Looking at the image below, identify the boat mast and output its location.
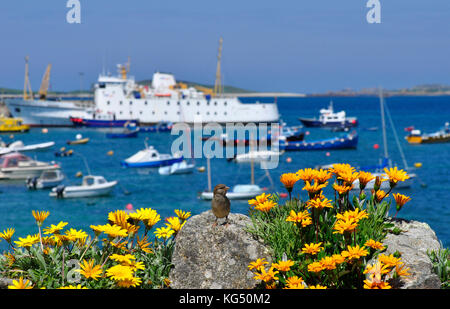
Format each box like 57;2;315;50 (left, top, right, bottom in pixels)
23;56;33;100
250;133;255;185
379;87;389;164
213;37;223;97
207;157;212;192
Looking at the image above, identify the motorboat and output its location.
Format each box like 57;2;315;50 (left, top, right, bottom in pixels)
121;142;183;168
0;152;60;180
279;131;358;151
106;127;139;138
70;114;139;128
137;121;173;133
0;117;30;133
200;184;263;200
0;140;55;155
232;150;283;163
298;101;358;128
67;134;89;145
158;160;195;175
49;175;117;198
26;169;64;190
405;123;450;144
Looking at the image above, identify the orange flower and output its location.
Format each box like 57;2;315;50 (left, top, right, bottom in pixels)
336;208;368;223
254;200;277;213
329;163;356;178
364;239;385;251
393;193;411;212
333;218;358;234
374;190;389;203
332;183;353;195
357;171;376;190
248;193;272;208
338;171;360;186
306;196;333;211
280;173;300;192
303;181;327;196
301;242;323;255
272;260;294;272
307;261;324;273
296;168;317;183
313;169;333;184
383;167;410;187
286;210;312;227
340;245;368;261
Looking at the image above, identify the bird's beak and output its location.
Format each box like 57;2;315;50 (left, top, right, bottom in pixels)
225;186;230;191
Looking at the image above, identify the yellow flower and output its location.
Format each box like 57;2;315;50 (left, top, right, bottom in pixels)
101;224;128;239
308;284;327;289
336;208;368;223
14;234;40;248
154;226;174;239
306;196;333;211
280;173;300;192
285;210;312;227
319;256;336;270
296;168;317;184
393;193;411;212
248;258;269;271
313;169;333;184
329;163;356;178
0;228;15;243
174;209;191;221
338;171;359;186
307;261;324;273
332;183;353;195
253;266;279;283
378;254;403;268
254;200;277;213
32;210;50;226
383;167;410;187
301;242;323;255
136;235;153;254
374;190;388;203
108;210;129;227
64;228;88;242
364;239;385;251
333;218;358;234
395;263;411;277
106;264;134;281
285;276;305;289
272;260;294;272
332;254;346;265
8;277;33;289
129;208;161;228
363;278;392;289
364;260;391;280
340;245;368;261
90;224;105;236
77;259;103;280
110;254;136;264
248;193;272;208
126;260;145;272
4;252;15;267
358;171;376;190
302;181;328;196
166;216;185;233
116;276;142;288
43;222;68;235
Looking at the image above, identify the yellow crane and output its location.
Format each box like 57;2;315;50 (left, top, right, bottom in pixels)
23;56;33;100
38;64;52;100
213;37;223;97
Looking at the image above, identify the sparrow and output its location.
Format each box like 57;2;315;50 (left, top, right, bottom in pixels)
211;184;231;227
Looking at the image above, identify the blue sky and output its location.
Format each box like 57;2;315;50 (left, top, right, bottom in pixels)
0;0;449;93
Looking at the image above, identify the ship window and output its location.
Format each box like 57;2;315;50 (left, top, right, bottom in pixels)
15;108;21;113
107;101;110;105
120;101;123;105
214;101;217;106
224;101;227;106
167;101;170;105
130;101;133;105
145;101;148;105
197;101;200;106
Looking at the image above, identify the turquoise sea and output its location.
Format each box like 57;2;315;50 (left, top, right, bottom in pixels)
1;95;449;250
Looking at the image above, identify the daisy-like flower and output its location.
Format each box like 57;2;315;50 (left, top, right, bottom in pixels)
174;209;191;221
308;284;327;289
340;245;368;261
108;210;129;228
363;260;391;279
338;171;360;186
306;196;333;211
253;266;279;283
76;259;103;280
106;264;134;281
166;216;185;233
329;163;356;178
374;189;389;203
307;261;324;273
248;193;272;208
90;224;105;236
129;208;161;229
336;208;368;223
357;171;376;190
14;234;40;248
58;284;88;289
285;276;305;289
32;210;50;226
43;222;68;235
333;218;358;235
363;278;392;289
110;254;136;264
332;254;346;265
301;242;323;255
64;228;88;243
395;263;411;277
285;210;312;227
116;276;142;288
296;168;317;184
154;226;174;239
383;167;410;188
0;228;15;243
271;260;294;272
254;200;277;213
332;183;353;195
319;256;336;270
8;277;33;289
303;181;328;197
393;193;411;213
136;235;152;254
101;224;128;239
280;173;300;194
378;254;403;268
364;239;385;251
248;258;269;271
313;169;333;185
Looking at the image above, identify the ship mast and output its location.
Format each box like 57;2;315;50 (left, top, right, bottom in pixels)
39;64;52;100
213;37;223;97
23;56;33;100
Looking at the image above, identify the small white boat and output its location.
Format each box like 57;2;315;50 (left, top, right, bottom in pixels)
26;170;64;190
200;184;264;200
158;160;195;175
49;175;117;198
233;150;282;163
0;140;55;155
0;152;60;180
121;142;183;168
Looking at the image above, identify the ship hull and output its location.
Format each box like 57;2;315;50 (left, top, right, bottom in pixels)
299;117;358;128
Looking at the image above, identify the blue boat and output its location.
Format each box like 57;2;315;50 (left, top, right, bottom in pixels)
133;122;173;133
279;131;358;151
121;145;183;168
298;101;358;128
70;117;139;128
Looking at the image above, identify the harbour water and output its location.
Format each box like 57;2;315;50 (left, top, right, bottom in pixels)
0;95;449;250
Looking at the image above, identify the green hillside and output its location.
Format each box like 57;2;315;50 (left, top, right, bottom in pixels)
137;79;252;94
